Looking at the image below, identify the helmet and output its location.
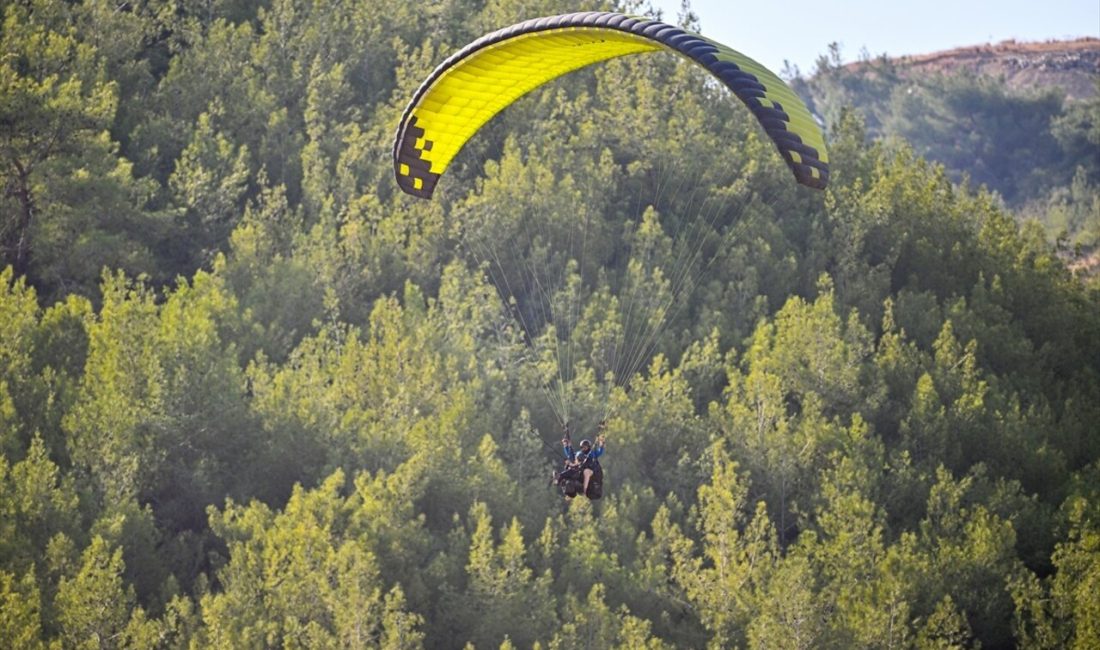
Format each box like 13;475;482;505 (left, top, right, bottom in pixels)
579;439;592;450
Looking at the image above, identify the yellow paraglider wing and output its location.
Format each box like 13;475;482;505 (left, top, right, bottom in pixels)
394;12;828;198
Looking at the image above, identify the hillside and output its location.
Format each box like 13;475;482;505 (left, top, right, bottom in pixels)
801;37;1100;259
1;3;1098;648
848;38;1100;100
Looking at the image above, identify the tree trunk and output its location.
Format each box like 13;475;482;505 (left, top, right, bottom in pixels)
3;160;34;276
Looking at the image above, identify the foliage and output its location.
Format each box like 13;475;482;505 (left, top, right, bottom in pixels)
0;1;1096;648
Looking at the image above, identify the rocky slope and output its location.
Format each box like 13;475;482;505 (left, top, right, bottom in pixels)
849;37;1099;100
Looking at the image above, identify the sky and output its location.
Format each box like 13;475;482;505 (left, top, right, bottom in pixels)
648;0;1100;75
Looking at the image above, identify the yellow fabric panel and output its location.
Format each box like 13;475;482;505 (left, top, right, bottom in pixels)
409;28;661;176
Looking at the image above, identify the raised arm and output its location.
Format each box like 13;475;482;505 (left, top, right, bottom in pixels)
591;429;606;459
562;422;574;460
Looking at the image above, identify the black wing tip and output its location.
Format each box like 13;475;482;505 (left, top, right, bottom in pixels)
795;166;829;190
395;169;438;199
394;115;440;199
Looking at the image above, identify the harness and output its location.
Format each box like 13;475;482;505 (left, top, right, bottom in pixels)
574;449;597;470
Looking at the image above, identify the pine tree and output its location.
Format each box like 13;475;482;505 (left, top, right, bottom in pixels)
55;536;138;650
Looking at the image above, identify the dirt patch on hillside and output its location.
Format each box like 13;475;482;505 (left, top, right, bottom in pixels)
848;38;1099;100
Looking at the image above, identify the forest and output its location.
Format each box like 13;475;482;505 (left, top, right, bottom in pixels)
1;0;1098;648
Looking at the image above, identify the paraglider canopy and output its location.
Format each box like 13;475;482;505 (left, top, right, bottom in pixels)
393;11;829;199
